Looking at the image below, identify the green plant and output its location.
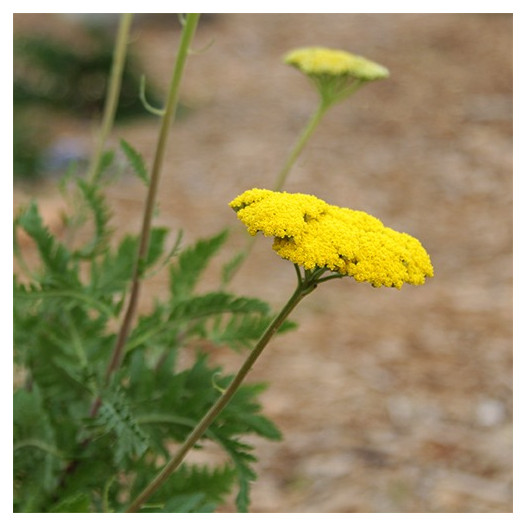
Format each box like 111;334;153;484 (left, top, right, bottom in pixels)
13;15;433;513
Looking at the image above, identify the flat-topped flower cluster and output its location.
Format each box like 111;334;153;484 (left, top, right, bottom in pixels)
230;188;434;289
284;47;389;81
282;47;389;109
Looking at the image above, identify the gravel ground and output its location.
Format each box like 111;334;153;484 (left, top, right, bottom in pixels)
14;13;513;513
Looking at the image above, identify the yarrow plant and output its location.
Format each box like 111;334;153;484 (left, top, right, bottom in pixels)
126;187;433;512
225;47;391;282
269;47;389;192
14;14;433;513
284;46;389;106
230;188;433;288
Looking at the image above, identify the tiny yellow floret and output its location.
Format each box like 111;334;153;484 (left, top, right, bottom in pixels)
230;189;433;289
284;46;389;81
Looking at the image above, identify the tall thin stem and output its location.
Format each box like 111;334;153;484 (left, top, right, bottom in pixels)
126;271;318;512
101;14;200;387
87;13;134;184
273;99;329;191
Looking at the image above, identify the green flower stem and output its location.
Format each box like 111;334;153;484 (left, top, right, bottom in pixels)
87;13;134;184
125;266;320;512
223;101;330;287
273;99;329;191
101;14;200;388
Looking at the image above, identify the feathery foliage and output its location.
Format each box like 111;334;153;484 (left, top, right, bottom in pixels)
13;150;292;512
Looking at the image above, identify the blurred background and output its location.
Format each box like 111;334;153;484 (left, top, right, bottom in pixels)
13;13;512;512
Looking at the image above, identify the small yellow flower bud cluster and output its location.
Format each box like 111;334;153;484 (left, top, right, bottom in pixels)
230;189;434;289
284;47;389;82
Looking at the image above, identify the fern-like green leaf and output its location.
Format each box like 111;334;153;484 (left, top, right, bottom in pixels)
208;312;272;351
89;226;168;302
121;292;272;355
144;227;169;269
210;313;297;351
89;234;136;296
15;280;116;318
120;139;149;185
170;230;228;299
95;150;115;180
95;388;150;463
170;292;269;322
126;291;279;363
216;381;282;441
214;436;257;513
15;201;74;283
73;178;112;258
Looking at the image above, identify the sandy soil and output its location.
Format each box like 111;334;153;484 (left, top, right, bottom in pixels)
14;13;513;513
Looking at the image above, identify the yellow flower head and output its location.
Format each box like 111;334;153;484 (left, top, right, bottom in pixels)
284;47;389;82
230;189;434;289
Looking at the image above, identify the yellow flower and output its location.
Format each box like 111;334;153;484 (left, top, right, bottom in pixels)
284;47;389;82
230;189;434;289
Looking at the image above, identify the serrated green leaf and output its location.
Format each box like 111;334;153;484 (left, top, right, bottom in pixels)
15;201;74;282
170;230;228;299
127;302;269;365
14;286;116;318
208;312;271;351
96;150;115;179
122;292;273;355
73;178;112;258
145;227;169;268
170;292;269;322
90;233;136;296
213;437;257;513
120;139;149;185
88;226;168;305
95;388;150;463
